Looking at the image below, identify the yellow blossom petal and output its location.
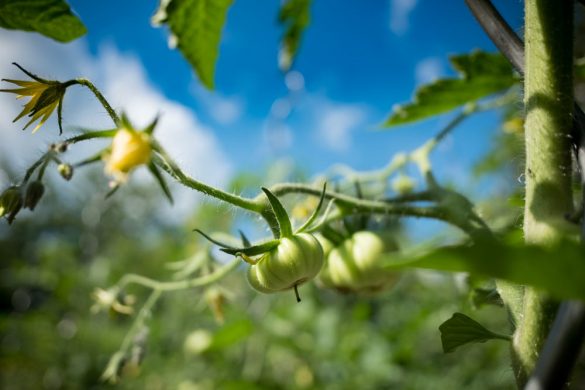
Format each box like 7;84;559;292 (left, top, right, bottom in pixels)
105;128;152;181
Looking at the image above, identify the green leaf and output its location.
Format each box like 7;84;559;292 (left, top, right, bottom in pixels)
383;239;585;301
210;319;253;350
154;0;233;89
278;0;311;72
439;313;510;353
0;0;86;42
262;187;293;238
383;51;517;127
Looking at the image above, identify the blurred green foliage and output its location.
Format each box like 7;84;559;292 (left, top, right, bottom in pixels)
0;166;515;389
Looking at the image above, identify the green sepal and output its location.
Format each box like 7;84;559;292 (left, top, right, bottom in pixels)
439;312;510;353
319;225;345;247
239;230;251;247
304;198;337;233
194;229;238;250
143;116;159;135
220;239;281;257
261;187;293;238
148;162;173;204
66;129;117;144
73;148;108;168
119;112;133;130
105;183;120;199
296;182;327;233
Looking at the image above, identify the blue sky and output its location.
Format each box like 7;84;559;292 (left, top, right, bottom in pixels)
0;0;524;209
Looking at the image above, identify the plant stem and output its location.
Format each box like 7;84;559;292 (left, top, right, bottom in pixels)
74;78;120;125
515;0;574;386
117;257;240;292
327;92;516;187
267;182;491;240
152;148;264;214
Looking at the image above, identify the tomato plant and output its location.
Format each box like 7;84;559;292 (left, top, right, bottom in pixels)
1;0;584;389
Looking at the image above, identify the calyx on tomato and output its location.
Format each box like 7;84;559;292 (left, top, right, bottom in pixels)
317;231;399;293
196;185;328;302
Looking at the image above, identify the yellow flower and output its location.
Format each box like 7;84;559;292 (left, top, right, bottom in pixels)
105;127;152;181
1;63;66;133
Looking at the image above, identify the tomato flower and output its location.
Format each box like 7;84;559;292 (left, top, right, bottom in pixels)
0;63;66;133
104;127;152;182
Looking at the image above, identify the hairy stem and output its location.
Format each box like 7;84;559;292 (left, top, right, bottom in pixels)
117;257;240;292
152;147;264;213
74;78;120;125
267;182;491;240
515;0;574;386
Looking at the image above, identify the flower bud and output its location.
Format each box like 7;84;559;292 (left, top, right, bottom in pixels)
0;186;23;224
391;174;416;195
51;142;68;153
105;128;152;181
24;181;45;210
58;163;74;181
205;287;226;325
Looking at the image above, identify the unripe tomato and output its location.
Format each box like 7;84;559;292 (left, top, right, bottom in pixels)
105;128;152;179
313;233;334;257
318;231;399;293
247;233;324;293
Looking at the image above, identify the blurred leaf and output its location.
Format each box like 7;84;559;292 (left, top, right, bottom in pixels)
0;0;86;42
154;0;233;89
470;288;503;309
221;381;265;390
383;238;585;300
473;132;523;177
384;51;517;127
210;319;253;349
439;313;510;353
278;0;311;71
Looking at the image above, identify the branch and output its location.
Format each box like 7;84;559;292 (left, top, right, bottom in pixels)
465;0;524;73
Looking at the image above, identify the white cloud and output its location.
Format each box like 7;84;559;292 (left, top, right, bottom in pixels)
190;84;244;126
0;30;232;220
389;0;418;35
315;100;367;152
415;57;444;85
264;122;293;151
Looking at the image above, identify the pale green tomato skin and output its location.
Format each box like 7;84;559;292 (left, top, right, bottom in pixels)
314;233;334;257
247;233;324;293
319;231;399;293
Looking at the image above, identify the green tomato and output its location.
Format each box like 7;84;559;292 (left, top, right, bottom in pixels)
247;233;324;293
314;233;334;257
318;231;399;293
